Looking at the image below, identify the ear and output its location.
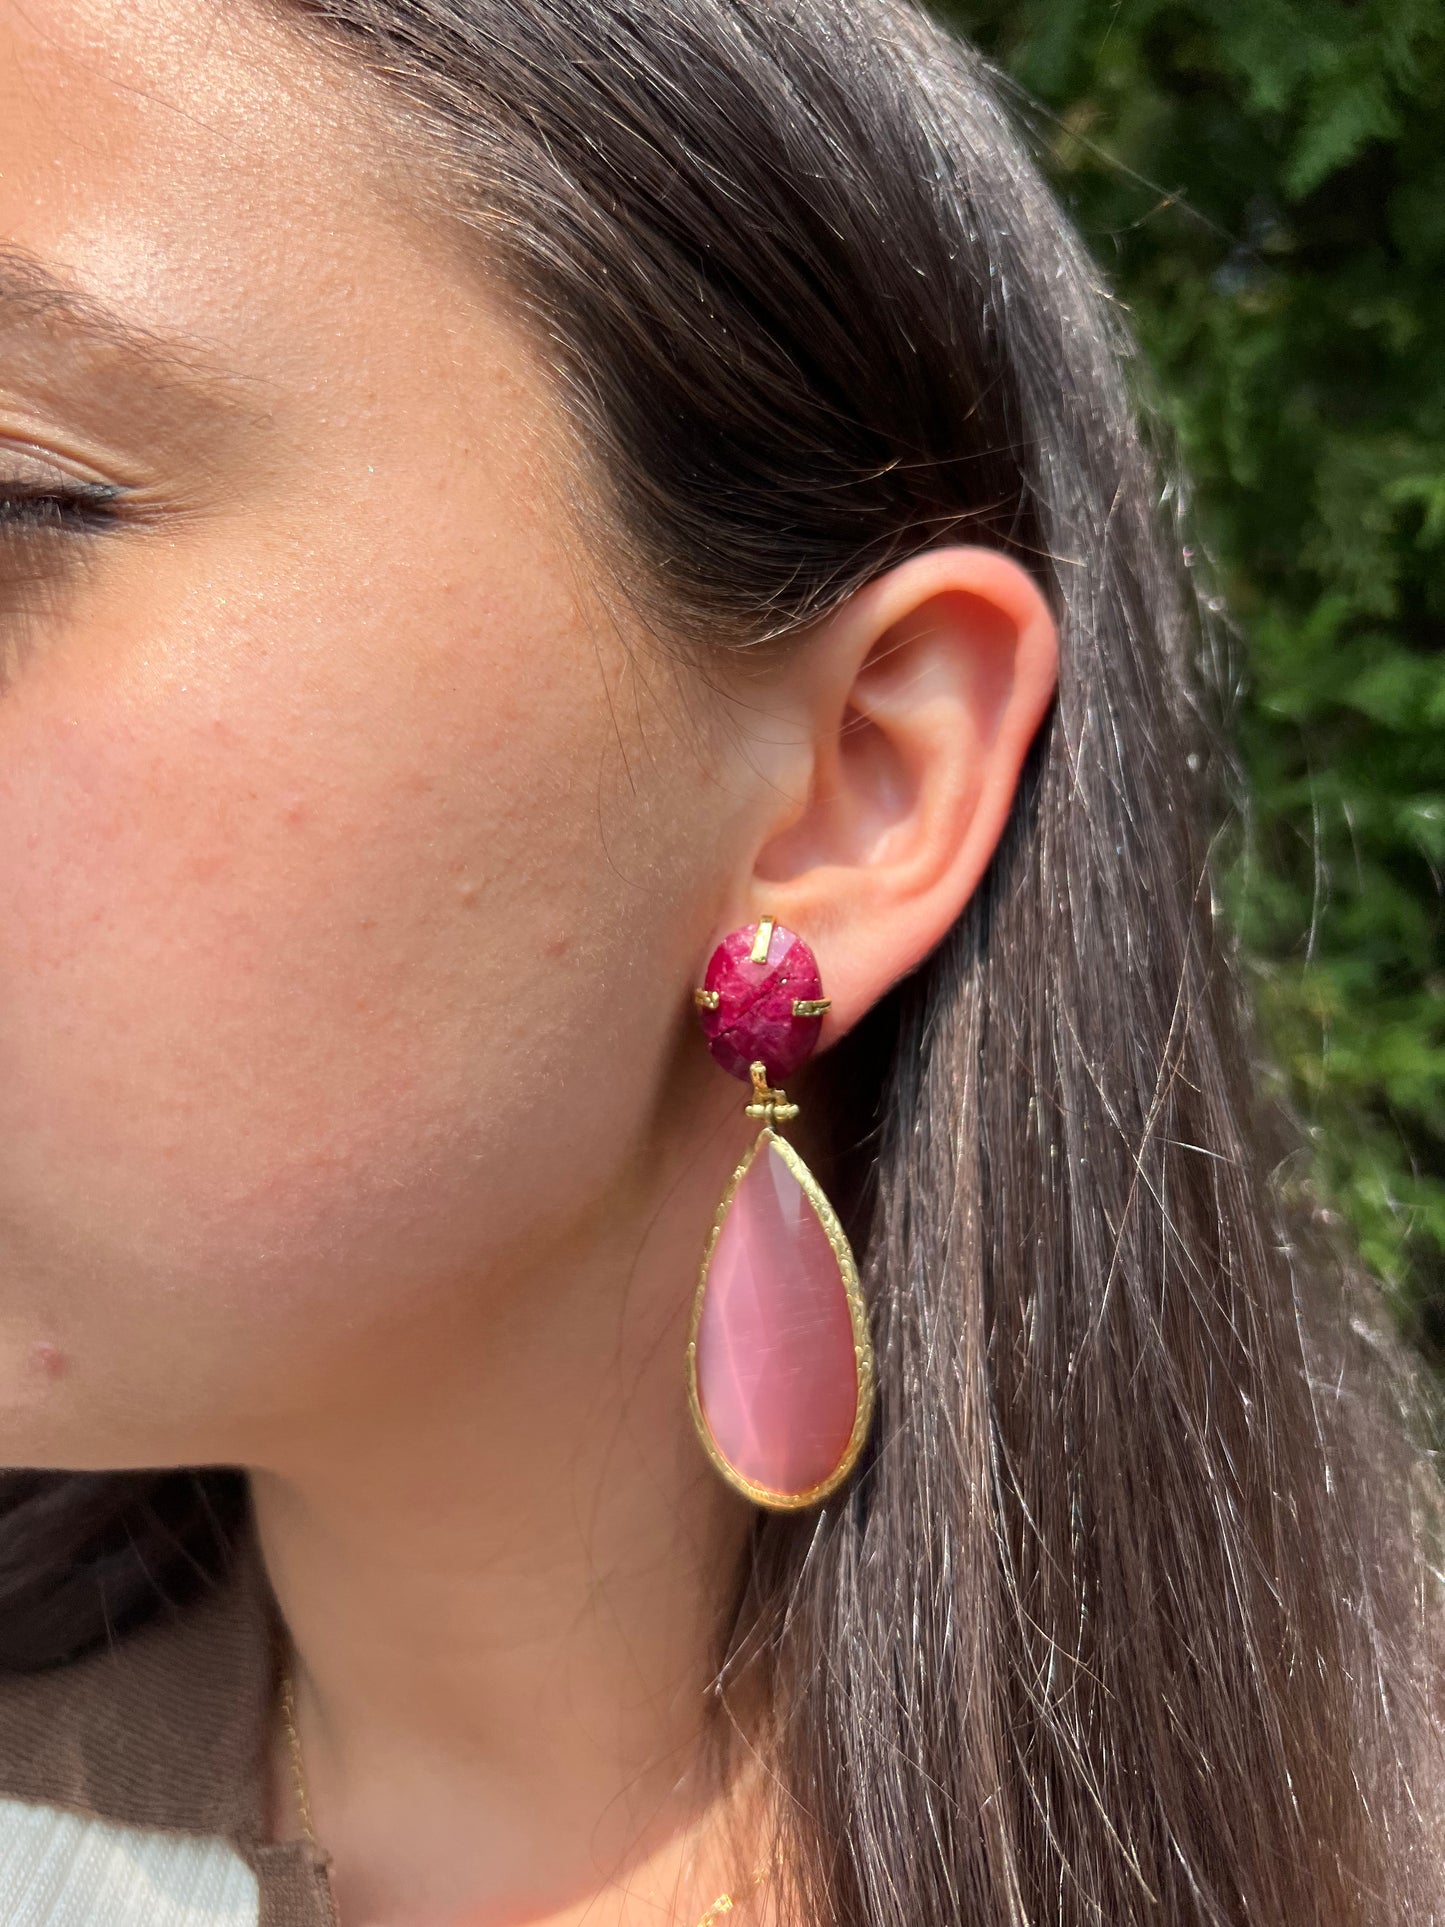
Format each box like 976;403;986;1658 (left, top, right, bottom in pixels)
726;545;1058;1043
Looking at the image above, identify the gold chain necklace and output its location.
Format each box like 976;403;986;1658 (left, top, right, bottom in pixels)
278;1662;776;1927
278;1663;319;1847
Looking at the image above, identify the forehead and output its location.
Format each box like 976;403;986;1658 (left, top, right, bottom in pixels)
0;1;392;361
0;0;475;452
0;0;571;499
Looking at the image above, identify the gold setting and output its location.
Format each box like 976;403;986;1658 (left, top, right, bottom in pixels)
748;916;775;965
790;996;831;1018
685;1064;876;1511
693;986;721;1010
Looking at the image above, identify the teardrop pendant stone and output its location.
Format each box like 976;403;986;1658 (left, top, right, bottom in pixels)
693;1133;861;1502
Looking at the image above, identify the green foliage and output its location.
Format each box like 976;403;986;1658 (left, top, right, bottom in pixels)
939;0;1445;1360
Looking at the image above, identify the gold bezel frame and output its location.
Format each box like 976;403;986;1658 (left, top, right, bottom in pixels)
685;1125;876;1511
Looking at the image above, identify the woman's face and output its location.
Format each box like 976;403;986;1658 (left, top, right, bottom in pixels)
0;0;753;1468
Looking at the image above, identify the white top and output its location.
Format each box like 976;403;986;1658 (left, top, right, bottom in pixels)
0;1800;257;1927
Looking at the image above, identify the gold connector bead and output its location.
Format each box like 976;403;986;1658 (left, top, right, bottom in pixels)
744;1096;800;1122
743;1059;799;1124
693;987;720;1010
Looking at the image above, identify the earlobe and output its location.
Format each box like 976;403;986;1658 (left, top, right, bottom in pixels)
741;544;1058;1040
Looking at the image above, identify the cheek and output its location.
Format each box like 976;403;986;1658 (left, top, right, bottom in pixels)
0;591;677;1451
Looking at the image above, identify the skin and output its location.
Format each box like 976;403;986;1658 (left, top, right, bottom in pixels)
0;3;1058;1924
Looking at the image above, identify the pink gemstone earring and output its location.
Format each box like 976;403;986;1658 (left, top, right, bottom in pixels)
687;915;876;1510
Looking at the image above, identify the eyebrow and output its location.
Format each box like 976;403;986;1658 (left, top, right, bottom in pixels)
0;244;270;415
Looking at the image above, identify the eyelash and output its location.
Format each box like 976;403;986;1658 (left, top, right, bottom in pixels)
0;481;125;535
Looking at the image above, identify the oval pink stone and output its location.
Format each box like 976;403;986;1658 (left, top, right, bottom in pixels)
694;1136;860;1500
697;920;824;1082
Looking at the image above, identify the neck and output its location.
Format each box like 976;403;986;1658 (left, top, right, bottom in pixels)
248;1088;772;1927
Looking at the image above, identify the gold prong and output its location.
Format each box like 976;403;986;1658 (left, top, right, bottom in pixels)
749;917;775;965
791;997;830;1018
693;987;720;1010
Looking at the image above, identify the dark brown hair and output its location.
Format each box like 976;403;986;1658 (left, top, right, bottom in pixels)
2;1;1441;1920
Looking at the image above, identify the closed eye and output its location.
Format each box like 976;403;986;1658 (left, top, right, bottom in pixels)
0;480;129;678
0;481;126;535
